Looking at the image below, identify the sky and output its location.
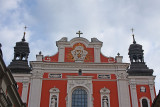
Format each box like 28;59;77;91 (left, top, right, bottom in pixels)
0;0;160;94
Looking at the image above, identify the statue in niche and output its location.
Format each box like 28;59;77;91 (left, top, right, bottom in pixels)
50;95;57;107
102;96;109;107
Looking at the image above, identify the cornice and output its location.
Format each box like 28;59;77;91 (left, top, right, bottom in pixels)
30;61;129;71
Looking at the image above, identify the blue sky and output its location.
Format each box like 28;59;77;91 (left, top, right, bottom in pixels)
0;0;160;93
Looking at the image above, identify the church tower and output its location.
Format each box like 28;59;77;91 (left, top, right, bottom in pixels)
127;32;155;107
8;28;31;104
128;33;153;76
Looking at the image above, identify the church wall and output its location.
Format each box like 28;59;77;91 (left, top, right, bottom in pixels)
40;80;67;107
93;81;119;107
40;72;118;107
136;85;152;107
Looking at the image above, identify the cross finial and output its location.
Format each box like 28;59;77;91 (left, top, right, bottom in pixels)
24;26;27;31
117;52;120;56
76;31;83;37
130;28;136;44
22;26;28;42
131;28;134;34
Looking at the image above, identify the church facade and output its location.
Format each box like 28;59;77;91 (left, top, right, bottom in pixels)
8;32;156;107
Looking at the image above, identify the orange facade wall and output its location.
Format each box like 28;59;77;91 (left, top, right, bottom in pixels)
40;80;67;107
17;82;23;97
100;53;115;63
41;73;118;107
43;52;59;62
93;81;119;107
136;85;152;106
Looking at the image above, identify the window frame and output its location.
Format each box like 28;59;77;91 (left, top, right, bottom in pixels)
71;87;88;107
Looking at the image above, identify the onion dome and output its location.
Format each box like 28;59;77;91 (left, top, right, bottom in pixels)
128;34;144;63
8;31;31;73
127;34;153;76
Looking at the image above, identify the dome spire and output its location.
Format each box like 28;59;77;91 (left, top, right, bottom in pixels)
22;26;27;42
131;28;136;44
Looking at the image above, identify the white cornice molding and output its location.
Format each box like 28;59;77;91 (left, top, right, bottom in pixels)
30;61;129;71
128;76;155;85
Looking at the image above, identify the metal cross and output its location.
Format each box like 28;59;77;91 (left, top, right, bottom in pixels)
24;26;27;31
76;31;83;37
117;52;120;56
131;28;134;34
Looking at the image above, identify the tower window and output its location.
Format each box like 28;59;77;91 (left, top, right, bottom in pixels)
72;88;87;107
142;99;148;107
140;97;150;107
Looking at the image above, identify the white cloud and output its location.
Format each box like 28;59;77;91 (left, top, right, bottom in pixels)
1;0;160;94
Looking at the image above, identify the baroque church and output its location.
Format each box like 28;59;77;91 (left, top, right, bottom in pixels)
8;30;156;107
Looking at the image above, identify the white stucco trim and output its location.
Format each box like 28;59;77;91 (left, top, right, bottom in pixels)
100;87;110;107
49;87;60;107
66;76;93;107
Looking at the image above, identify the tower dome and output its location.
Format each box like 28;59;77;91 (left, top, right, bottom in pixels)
128;34;144;63
8;31;30;73
127;34;153;76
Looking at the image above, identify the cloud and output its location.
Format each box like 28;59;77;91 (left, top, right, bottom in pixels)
0;0;160;93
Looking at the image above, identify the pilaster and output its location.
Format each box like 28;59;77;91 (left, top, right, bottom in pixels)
149;80;155;102
21;78;29;103
28;69;43;107
129;79;138;107
94;46;101;63
58;46;65;62
116;71;131;107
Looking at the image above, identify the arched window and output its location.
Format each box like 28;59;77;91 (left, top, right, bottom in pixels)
142;99;148;107
72;88;87;107
140;97;150;107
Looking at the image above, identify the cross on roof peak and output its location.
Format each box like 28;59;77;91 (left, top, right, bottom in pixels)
76;31;83;37
131;28;134;34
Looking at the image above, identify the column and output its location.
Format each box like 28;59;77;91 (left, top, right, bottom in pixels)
28;70;43;107
130;81;138;107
